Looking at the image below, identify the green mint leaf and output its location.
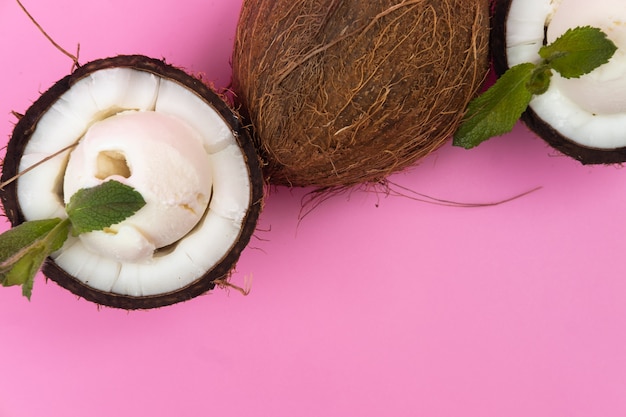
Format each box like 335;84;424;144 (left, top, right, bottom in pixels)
0;218;65;271
527;64;553;95
453;63;535;149
4;247;47;299
0;218;70;299
539;26;618;79
0;180;144;300
66;180;146;235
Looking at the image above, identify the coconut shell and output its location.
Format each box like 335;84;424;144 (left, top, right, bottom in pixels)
232;0;490;187
492;0;626;164
1;55;264;309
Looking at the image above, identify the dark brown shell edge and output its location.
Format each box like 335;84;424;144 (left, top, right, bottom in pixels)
0;55;264;310
491;0;626;164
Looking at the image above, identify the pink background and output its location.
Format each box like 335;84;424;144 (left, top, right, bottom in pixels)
1;1;626;416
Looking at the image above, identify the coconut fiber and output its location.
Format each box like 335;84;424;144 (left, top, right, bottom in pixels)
233;0;490;187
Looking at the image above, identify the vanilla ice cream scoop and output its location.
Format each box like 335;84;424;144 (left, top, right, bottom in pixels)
63;110;212;262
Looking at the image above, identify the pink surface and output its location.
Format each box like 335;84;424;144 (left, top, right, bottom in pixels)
1;1;626;416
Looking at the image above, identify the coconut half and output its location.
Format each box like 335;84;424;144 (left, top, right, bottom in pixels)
492;0;626;163
1;55;264;309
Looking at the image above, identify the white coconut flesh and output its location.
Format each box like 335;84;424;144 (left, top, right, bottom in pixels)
16;67;252;297
505;0;626;149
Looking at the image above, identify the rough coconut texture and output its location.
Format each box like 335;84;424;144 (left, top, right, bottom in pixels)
233;0;490;187
1;55;264;309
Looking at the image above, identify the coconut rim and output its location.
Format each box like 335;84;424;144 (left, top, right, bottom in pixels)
491;0;626;164
0;54;264;310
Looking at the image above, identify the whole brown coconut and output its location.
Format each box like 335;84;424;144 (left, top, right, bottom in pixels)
233;0;490;187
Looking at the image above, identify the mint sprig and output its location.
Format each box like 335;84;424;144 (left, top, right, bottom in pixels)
0;180;146;299
66;180;146;235
454;26;618;149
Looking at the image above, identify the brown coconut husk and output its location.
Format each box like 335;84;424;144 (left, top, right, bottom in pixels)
233;0;490;188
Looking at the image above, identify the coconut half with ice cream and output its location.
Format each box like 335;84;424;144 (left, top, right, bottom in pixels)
492;0;626;163
1;55;263;309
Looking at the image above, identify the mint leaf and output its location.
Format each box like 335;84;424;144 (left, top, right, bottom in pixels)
0;218;65;271
66;180;146;235
453;63;535;149
539;26;617;79
0;218;70;299
526;64;553;95
0;180;145;300
4;247;47;298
